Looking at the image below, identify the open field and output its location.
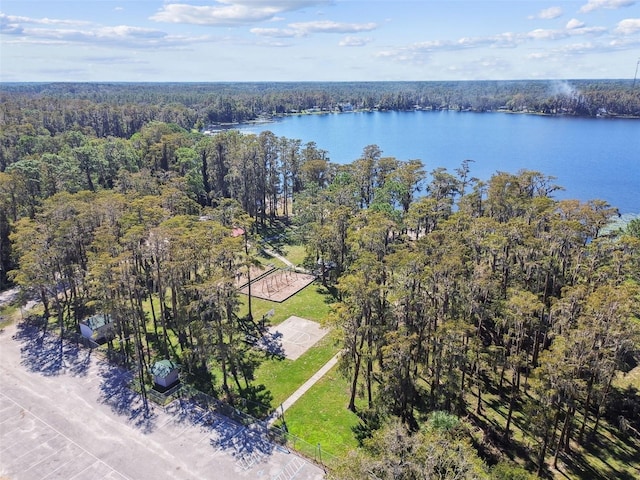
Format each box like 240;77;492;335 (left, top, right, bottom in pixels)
255;332;340;408
278;367;360;460
0;321;324;480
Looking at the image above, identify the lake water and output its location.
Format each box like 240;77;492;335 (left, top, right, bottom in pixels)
238;110;639;214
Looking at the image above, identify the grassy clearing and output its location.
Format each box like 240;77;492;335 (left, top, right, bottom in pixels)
614;365;640;390
254;331;340;407
466;384;640;480
256;248;288;269
278;244;308;267
277;365;360;459
237;281;335;326
556;423;640;480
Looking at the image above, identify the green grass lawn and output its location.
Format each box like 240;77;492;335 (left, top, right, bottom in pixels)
256;249;288;269
238;281;335;326
277;365;360;460
467;383;640;480
554;420;640;480
278;244;308;267
614;365;640;390
254;331;340;407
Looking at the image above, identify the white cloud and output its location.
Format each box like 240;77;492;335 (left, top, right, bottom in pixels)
251;20;377;38
439;56;512;80
61;26;176;45
150;1;331;26
527;25;605;40
2;24;211;48
376;37;506;65
526;43;596;66
608;36;640;47
339;35;371;47
529;33;638;63
0;12;91;27
527;28;564;40
288;20;377;34
250;27;299;38
0;11;218;48
528;52;551;59
615;18;640;34
529;7;564;20
255;39;292;47
559;42;597;53
376;21;610;65
566;18;586;29
81;55;147;65
150;3;279;25
579;0;636;13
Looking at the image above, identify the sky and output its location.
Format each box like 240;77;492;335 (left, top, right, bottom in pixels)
1;0;639;82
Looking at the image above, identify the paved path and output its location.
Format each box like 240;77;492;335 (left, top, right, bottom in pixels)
268;353;340;426
262;247;294;268
261;246;312;275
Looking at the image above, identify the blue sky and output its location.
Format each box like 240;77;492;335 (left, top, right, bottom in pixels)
1;1;639;81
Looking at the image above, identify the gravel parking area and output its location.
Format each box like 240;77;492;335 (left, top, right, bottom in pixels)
0;321;325;480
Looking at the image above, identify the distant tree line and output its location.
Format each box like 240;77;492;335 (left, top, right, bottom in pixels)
1;80;638;147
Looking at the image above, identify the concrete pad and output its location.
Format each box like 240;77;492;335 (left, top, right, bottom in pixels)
269;316;329;360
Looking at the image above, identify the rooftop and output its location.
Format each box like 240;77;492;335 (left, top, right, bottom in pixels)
150;359;179;378
82;313;111;330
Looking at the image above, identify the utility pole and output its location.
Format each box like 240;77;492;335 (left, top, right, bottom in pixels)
634;58;640;88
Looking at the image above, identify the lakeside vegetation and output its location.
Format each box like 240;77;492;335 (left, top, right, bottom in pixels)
1;82;639;479
1;80;639;149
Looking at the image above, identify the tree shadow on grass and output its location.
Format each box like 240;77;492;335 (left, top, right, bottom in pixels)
557;431;640;480
318;284;339;302
238;384;273;419
467;409;531;467
96;361;156;433
556;447;622;480
13;321;90;378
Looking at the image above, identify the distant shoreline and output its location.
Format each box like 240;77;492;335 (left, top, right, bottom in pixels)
202;107;639;133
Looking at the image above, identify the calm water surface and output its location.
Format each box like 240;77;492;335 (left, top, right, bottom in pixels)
238;111;639;213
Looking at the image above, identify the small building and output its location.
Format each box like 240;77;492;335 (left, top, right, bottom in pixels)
79;314;114;341
150;360;180;389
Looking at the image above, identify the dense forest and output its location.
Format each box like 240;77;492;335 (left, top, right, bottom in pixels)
1;81;639;147
1;82;639;479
